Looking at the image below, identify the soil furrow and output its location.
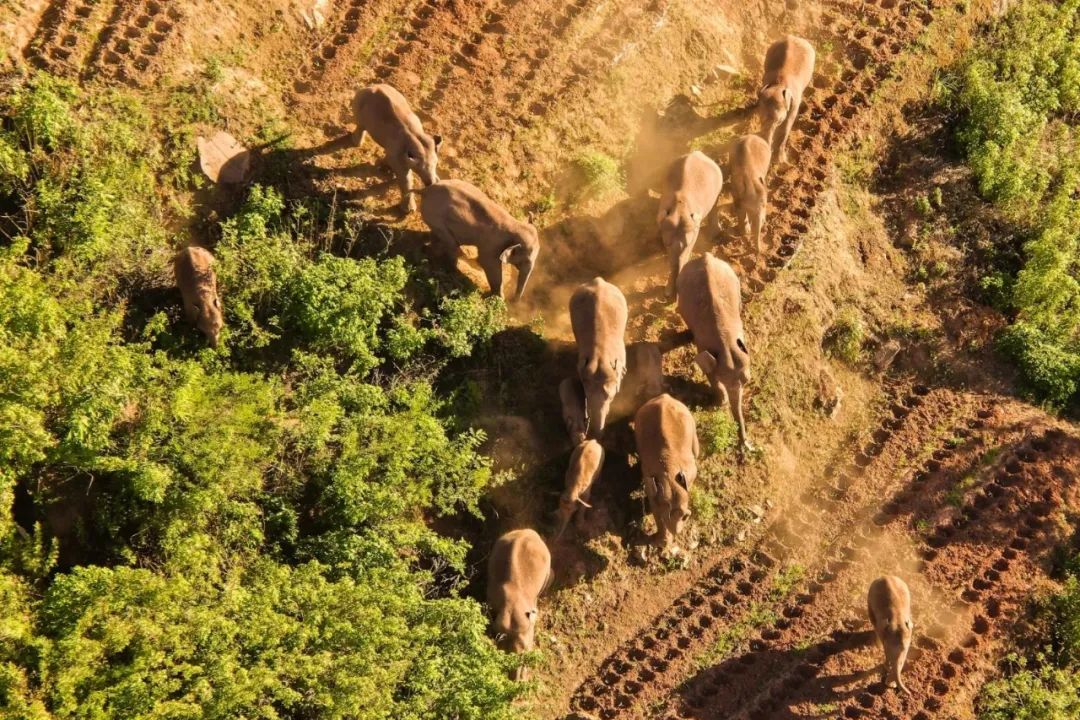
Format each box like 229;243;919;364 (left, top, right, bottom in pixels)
25;0;118;75
696;428;1074;720
89;0;184;85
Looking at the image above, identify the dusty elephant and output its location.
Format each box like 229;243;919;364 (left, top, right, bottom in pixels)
559;377;588;446
420;179;540;301
657;151;723;299
174;246;223;347
352;83;442;213
634;393;699;550
556;439;605;537
569;277;628;439
488;528;553;680
729;134;772;256
868;575;913;694
676;253;752;452
757;35;816;165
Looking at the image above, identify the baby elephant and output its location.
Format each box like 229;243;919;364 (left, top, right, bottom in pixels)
676;253;752;453
556;439;605;537
488;528;553;680
174;246;223;347
352;83;441;213
634;394;699;551
420;180;540;301
657;151;723;299
559;377;588;446
729;134;771;256
757;35;816;165
570;277;628;439
868;575;914;694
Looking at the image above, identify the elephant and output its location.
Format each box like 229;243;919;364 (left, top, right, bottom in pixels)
420;179;540;301
868;575;914;694
174;246;223;347
634;394;699;550
569;277;628;439
657;151;723;299
352;83;441;213
729;134;772;256
488;529;553;680
757;35;816;165
676;253;752;453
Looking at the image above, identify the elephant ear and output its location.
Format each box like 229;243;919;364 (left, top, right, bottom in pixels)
694;350;717;376
500;243;523;263
674;470;689;491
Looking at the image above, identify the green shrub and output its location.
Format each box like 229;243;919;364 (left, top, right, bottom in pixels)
695;408;738;456
570;150;623;200
947;0;1080;408
980;655;1080;720
824;308;866;365
0;74;524;719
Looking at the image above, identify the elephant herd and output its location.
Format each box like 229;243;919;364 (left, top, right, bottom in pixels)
170;32;915;695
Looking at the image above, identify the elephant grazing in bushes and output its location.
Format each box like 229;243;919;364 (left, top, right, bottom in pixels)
488;529;552;680
174;246;223;347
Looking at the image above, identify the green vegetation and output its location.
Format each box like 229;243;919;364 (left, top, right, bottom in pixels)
695;408;738;455
823;307;866;365
0;74;521;719
943;0;1080;409
569;150;623;201
978;550;1080;719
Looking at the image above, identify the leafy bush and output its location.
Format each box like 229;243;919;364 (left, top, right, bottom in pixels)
978;551;1080;718
695;408;738;456
947;0;1080;408
0;74;521;719
979;656;1080;720
570;150;623;200
824;308;866;365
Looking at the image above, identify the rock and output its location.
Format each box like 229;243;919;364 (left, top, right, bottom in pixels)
713;63;740;77
297;0;329;29
749;504;765;520
736;529;747;542
815;366;843;418
197;131;251;185
873;339;902;373
690;84;702;97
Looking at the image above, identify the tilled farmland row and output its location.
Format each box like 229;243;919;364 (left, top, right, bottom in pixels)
651;415;1075;720
25;0;182;84
561;385;987;719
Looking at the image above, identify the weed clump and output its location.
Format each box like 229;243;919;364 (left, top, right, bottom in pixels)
823;307;866;366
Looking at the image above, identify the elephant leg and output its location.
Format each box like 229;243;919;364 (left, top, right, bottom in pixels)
750;204;765;256
776;96;800;165
397;166;415;214
481;254;505;299
725;379;752;453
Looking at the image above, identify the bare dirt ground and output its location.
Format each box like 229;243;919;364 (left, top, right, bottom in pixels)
5;1;1077;719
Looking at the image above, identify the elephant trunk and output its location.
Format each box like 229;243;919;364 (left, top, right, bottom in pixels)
585;392;612;439
513;258;535;301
